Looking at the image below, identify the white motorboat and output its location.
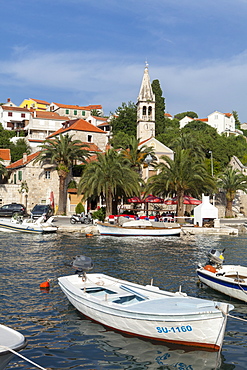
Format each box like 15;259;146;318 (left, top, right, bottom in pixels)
0;215;57;234
0;324;27;370
197;248;247;302
97;219;181;237
58;256;233;351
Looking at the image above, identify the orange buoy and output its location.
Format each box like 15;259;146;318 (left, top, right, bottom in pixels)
86;233;93;238
40;279;50;289
203;265;217;273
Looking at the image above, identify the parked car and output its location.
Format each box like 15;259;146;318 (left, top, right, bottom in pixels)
30;204;53;220
0;203;27;217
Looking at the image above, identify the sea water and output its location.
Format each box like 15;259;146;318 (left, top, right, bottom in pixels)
1;231;247;369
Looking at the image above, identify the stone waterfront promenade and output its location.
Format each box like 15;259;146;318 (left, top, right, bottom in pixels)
53;216;247;236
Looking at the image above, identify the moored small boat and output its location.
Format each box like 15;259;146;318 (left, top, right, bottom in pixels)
0;324;27;370
197;248;247;302
97;219;181;237
58;256;233;351
0;216;57;234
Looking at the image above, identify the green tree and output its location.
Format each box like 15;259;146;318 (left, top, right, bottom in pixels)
147;148;215;217
91;109;102;117
78;149;141;217
232;110;241;130
0;123;15;148
110;102;137;137
120;136;156;173
10;138;31;163
217;167;247;217
174;111;198;120
151;79;166;136
34;134;89;215
110;131;133;149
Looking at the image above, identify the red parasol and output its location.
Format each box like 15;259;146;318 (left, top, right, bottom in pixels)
144;194;164;203
164;196;201;205
127;196;143;203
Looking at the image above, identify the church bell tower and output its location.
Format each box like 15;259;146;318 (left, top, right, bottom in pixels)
137;62;155;141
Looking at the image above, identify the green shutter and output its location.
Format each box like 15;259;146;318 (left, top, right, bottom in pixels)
18;171;22;181
82;111;85;116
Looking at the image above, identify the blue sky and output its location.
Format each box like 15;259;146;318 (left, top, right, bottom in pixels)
1;0;247;122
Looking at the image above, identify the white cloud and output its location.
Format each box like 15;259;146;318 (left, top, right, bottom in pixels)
1;49;247;121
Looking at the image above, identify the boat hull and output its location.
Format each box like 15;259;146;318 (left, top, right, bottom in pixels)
58;273;232;350
197;264;247;302
97;222;181;237
0;325;27;370
0;219;57;234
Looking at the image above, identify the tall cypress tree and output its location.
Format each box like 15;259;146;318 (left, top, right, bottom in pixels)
151;79;166;136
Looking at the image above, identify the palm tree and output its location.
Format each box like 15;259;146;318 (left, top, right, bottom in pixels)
120;136;156;173
147;148;215;217
217;167;247;217
34;133;89;214
78;148;141;217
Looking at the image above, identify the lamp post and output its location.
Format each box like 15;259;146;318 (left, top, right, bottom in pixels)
209;151;215;206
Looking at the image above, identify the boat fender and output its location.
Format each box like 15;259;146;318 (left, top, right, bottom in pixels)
40;279;51;289
203;265;217;273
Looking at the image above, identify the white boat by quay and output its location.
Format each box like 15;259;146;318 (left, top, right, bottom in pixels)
197;248;247;302
58;256;233;351
0;324;27;370
97;219;181;237
0;215;57;234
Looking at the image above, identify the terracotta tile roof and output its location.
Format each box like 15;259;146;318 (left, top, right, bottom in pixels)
91;116;107;121
31;98;50;105
139;138;153;146
48;119;106;138
31;110;67;120
52;103;102;111
1;106;30;112
164;113;172;117
6;152;40;169
197;118;208;122
0;149;11;161
97;121;109;127
224;113;232;117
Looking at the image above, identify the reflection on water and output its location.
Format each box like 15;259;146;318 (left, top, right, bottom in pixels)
1;232;246;369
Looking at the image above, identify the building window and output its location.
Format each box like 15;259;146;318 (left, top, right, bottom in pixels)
21;113;25;118
74;110;77;115
148;106;152;116
45;171;51;179
215;115;218;119
88;135;92;142
82;111;85;116
142;106;147;115
8;112;13;117
66;109;69;114
14;174;16;184
18;171;22;181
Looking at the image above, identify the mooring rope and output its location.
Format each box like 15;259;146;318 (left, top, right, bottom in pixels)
227;314;247;322
0;346;48;370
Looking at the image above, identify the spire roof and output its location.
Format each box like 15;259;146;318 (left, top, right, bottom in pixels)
137;63;155;102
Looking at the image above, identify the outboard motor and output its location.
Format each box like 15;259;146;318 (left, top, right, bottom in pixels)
208;248;225;267
71;255;94;278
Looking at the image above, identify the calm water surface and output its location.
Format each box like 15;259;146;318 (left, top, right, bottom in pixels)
1;231;247;370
